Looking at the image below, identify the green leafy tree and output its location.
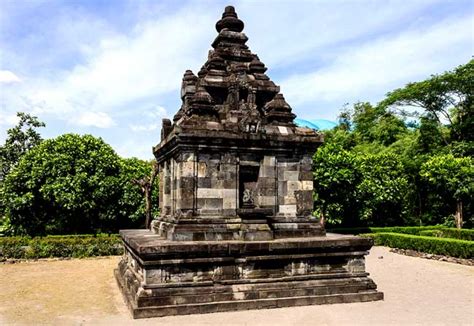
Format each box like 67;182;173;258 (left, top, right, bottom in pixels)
313;144;359;226
417;113;444;154
381;59;474;151
2;134;122;235
420;154;474;229
119;158;159;229
355;153;410;226
351;102;382;140
371;114;407;146
342;102;407;146
0;112;45;182
324;127;357;150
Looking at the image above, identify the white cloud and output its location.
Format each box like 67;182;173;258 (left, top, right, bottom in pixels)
2;6;213;127
0;70;21;83
239;0;444;69
130;123;159;132
73;111;115;128
1;1;472;158
144;106;167;119
0;112;19;125
280;15;473;109
114;138;155;159
129;105;168;132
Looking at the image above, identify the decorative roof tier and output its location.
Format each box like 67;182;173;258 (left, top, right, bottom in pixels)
264;93;296;125
158;5;321;144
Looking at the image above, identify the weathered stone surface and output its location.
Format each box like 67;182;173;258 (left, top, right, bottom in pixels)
116;230;383;318
116;5;382;319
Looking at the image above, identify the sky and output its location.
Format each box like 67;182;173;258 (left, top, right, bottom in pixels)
0;0;473;159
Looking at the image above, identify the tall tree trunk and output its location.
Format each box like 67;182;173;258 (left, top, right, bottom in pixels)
133;162;159;229
455;200;463;229
144;163;159;229
144;187;152;229
319;210;326;228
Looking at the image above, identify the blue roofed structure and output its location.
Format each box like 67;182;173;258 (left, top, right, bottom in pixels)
295;118;338;131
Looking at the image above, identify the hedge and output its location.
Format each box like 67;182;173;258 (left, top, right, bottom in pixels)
328;225;446;235
0;234;123;259
419;228;474;241
364;232;474;259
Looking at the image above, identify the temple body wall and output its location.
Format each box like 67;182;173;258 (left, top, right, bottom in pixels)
158;152;314;219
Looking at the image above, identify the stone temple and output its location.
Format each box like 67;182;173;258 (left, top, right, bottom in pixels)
115;6;383;318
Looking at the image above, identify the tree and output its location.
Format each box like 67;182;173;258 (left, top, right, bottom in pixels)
370;114;407;146
355;153;410;226
417;113;444;154
381;59;474;150
2;134;122;235
341;102;407;146
313;144;359;226
420;154;474;229
119;158;159;229
132;161;159;229
0;112;45;182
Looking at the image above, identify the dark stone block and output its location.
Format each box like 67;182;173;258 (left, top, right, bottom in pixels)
299;170;313;181
198;177;211;188
222;209;237;216
211;179;223;188
295;190;313;215
181;176;195;187
223;178;236;188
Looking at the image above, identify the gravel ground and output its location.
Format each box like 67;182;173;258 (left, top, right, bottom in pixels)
0;246;472;325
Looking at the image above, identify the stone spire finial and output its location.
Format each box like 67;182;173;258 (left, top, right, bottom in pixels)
175;70;198;122
215;6;244;32
181;70;198;98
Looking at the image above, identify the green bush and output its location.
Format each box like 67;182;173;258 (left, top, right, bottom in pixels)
327;225;445;235
370;226;446;235
0;234;123;259
419;228;474;241
2;134;155;236
0;236;31;259
364;232;474;259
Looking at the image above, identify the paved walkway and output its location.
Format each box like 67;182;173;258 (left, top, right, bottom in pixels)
0;246;472;325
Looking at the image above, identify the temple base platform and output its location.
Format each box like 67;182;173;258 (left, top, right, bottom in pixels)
115;230;383;319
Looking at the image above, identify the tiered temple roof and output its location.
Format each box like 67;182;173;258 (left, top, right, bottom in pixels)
172;6;296;131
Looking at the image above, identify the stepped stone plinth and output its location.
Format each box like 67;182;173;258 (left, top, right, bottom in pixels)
115;6;383;319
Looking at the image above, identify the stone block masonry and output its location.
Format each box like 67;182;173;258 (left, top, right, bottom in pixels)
116;5;382;319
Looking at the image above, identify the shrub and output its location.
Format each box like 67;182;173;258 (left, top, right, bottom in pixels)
0;234;123;259
364;232;473;259
0;236;31;259
327;225;445;235
2;134;156;236
419;228;474;241
2;134;123;235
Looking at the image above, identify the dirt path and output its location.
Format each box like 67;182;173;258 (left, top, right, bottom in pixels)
0;247;472;325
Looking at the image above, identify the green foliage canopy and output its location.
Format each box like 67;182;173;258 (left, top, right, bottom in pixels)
3;134;123;235
0;112;45;182
118;157;159;226
420;154;473;203
313;143;409;226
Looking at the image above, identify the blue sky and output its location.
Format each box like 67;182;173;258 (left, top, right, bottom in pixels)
1;0;472;159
